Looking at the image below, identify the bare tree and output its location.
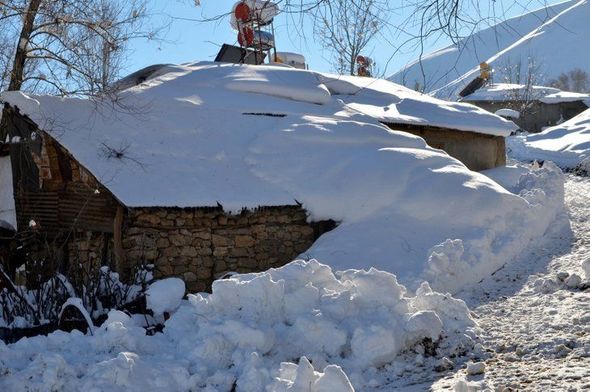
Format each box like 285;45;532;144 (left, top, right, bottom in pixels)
569;69;589;93
311;0;389;75
0;0;157;96
550;68;589;93
0;34;14;92
497;56;544;112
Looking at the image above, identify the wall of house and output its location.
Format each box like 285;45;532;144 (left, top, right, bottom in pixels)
466;100;588;133
67;231;112;273
384;123;506;171
4;107;120;234
2;106;123;283
121;206;317;292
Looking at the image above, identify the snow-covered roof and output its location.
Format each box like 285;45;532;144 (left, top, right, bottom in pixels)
461;83;590;104
0;63;516;209
317;74;515;136
2;62;555;292
509;108;590;168
462;83;559;101
540;91;590;105
495;108;520;119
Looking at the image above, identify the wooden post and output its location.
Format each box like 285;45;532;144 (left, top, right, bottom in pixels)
113;205;125;278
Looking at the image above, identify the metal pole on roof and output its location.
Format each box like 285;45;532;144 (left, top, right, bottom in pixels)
271;21;277;63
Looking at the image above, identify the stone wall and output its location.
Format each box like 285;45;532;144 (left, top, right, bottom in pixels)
67;231;111;273
121;206;317;292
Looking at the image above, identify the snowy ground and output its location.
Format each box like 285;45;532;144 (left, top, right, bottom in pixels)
0;175;587;392
508;108;590;171
419;175;590;391
1;60;588;390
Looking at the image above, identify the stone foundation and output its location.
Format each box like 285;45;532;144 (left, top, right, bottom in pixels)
121;206;317;292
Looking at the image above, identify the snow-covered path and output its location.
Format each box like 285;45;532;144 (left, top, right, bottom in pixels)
432;175;590;391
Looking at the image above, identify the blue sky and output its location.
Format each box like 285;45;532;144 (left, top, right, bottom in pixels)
125;0;564;77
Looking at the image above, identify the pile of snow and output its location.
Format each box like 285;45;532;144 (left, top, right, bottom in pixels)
389;0;583;93
0;62;561;293
0;260;479;391
226;66;331;105
307;160;565;293
145;278;185;316
508;108;590;169
495;108;520;119
0;155;16;231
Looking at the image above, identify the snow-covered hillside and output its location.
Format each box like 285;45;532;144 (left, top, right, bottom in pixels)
1;62;558;293
509;108;590;169
390;0;590;98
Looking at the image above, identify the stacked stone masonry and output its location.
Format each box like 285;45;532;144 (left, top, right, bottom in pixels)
67;231;111;272
122;206;316;292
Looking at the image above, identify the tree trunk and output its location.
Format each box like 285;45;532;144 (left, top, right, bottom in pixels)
8;0;42;91
101;40;111;92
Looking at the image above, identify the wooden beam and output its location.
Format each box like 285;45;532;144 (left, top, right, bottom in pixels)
113;205;125;278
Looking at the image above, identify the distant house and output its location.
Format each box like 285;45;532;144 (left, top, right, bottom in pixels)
461;83;590;133
316;75;515;171
0;62;516;291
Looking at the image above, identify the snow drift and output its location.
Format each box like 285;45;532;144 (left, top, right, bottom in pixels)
509;108;590;169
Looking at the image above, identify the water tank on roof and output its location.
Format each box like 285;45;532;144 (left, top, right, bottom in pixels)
275;52;307;70
230;1;280;29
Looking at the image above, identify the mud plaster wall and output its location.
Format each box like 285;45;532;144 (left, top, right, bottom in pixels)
384;123;506;171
